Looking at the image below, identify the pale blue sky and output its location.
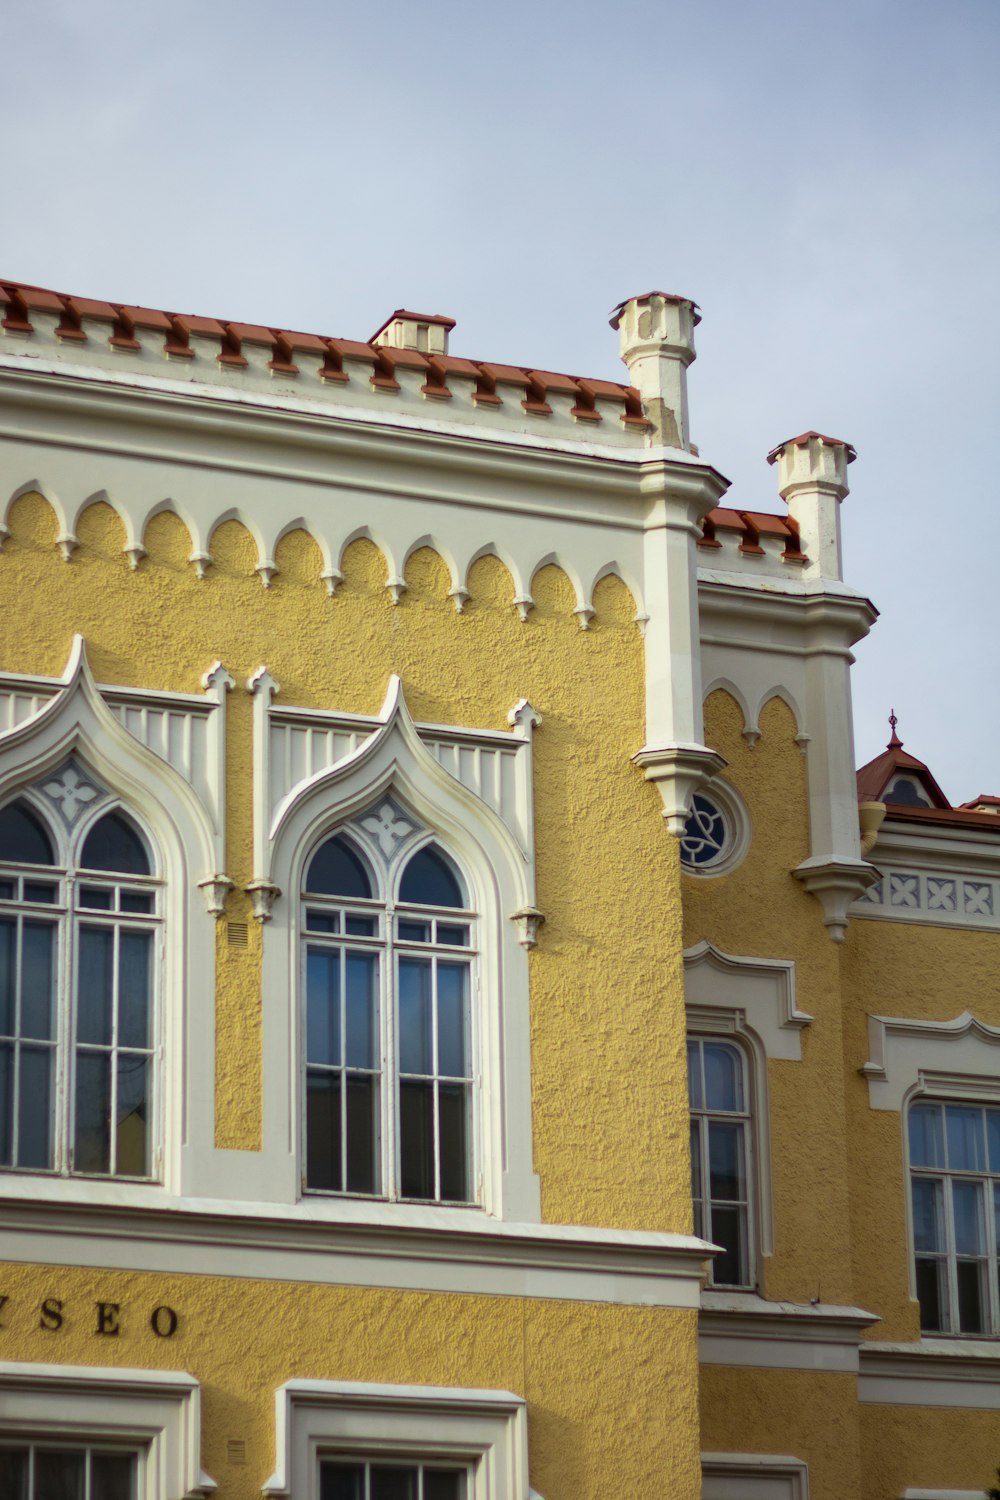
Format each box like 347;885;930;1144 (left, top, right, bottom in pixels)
4;0;999;797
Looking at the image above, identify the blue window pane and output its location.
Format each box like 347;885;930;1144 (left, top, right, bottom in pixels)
704;1043;742;1111
946;1106;986;1171
306;1069;341;1191
34;1451;85;1500
19;1045;53;1169
988;1112;1000;1173
306;949;340;1066
912;1178;943;1253
321;1462;364;1500
437;962;470;1078
77;927;113;1046
91;1453;135;1500
0;920;14;1035
116;1052;149;1176
345;952;377;1069
909;1104;944;1168
75;1050;111;1172
399;959;432;1075
306;836;372;899
690;1120;702;1199
118;930;151;1049
708;1120;745;1202
21;922;55;1041
0;800;54;865
81;812;150;876
953;1179;985;1256
0;1043;12;1164
0;1449;27;1500
399;846;465;908
687;1042;702;1108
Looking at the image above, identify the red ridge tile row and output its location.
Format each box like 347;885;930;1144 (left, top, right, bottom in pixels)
0;280;650;429
699;506;806;563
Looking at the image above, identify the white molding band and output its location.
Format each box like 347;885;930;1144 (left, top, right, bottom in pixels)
699;1291;878;1374
0;1361;214;1498
0;1198;712;1308
854;819;1000;933
862;1012;1000;1112
860;1341;1000;1410
701;1453;809;1500
263;1380;528;1500
902;1491;988;1499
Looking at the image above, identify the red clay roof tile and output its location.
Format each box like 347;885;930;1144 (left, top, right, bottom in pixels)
767;432;857;464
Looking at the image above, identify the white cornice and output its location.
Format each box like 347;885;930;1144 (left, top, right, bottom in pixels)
0;1196;713;1308
860;1340;1000;1409
699;1291;879;1373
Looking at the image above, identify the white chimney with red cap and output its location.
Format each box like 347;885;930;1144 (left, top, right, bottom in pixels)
767;431;856;583
370;308;456;357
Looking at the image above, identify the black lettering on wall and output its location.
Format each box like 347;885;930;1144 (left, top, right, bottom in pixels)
150;1304;178;1338
39;1298;64;1331
94;1302;120;1336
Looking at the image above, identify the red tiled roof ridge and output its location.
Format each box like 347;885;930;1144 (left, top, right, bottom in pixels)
0;276;638;403
856;743;951;810
766;432;857;465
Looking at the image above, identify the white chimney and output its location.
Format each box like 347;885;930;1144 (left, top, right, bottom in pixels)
609;291;700;449
767;431;856;583
370;309;456;357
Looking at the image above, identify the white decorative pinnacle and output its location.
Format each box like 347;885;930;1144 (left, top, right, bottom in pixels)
56;532;78;562
123;542;146;571
201;661;236;695
256;559;278;589
448;585;471;614
247;665;281;701
573;604;595;631
511;906;545;949
42;764;99;822
513;593;534;623
189;551;212;580
321;566;343;597
361;801;416;856
507;698;542;736
386;576;407;606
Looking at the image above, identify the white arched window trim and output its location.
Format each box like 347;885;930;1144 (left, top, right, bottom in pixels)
258;678;542;1223
0;638;227;1202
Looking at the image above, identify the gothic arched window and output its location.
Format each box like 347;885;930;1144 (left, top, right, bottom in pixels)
0;781;159;1180
301;805;475;1205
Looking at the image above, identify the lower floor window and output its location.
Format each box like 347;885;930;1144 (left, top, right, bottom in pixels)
322;1459;465;1500
910;1098;1000;1334
0;1444;135;1500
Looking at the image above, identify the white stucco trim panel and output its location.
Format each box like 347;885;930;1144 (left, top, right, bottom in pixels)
701;1454;809;1500
0;1361;214;1498
860;1341;1000;1410
699;1291;878;1373
862;1012;1000;1112
0;1200;713;1307
263;1381;528;1500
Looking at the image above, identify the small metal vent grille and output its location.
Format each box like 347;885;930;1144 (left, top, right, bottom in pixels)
227;921;249;948
226;1440;247;1465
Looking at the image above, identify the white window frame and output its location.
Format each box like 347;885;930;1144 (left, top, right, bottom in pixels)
685;942;811;1281
0;639;227;1204
688;1034;754;1289
702;1453;809;1500
259;682;542;1223
0;1361;214;1499
863;1010;1000;1330
300;822;480;1205
0;790;162;1182
263;1380;529;1500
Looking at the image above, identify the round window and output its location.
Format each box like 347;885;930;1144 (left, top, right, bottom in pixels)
680;786;750;877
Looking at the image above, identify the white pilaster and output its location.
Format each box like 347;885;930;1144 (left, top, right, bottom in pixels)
610;291;700;450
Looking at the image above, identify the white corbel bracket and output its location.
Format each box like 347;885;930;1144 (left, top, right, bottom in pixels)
510;906;545;949
246;879;281;923
197;875;233;916
632;744;727;836
793;855;880;943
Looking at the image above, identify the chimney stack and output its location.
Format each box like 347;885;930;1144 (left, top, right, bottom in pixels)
610;292;700;449
767;431;856;583
370;309;456;357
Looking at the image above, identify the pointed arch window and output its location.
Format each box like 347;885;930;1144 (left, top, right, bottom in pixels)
302;808;476;1205
0;783;160;1181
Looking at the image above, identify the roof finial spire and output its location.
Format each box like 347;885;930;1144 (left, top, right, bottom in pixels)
888;708;902;750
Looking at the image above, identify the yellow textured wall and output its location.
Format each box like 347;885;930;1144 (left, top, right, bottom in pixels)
0;1260;699;1499
840;917;1000;1338
859;1403;1000;1499
0;492;704;1494
0;493;691;1229
684;689;855;1305
700;1366;862;1500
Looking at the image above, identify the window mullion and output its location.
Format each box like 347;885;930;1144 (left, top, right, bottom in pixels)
944;1175;960;1333
110;918;121;1177
431;951;441;1203
65;875;77;1174
339;942;347;1194
11;910;22;1167
385;902;396;1201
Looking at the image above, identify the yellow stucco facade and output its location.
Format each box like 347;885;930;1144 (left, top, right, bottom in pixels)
0;284;996;1500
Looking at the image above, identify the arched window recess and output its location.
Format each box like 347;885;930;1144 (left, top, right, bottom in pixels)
261;678;544;1221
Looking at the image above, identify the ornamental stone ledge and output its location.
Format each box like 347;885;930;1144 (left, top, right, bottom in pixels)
859;1340;1000;1410
699;1290;879;1374
0;1197;715;1309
